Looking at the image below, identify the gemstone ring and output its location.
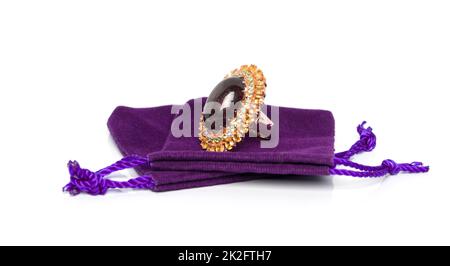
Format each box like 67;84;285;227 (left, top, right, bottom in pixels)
199;65;271;152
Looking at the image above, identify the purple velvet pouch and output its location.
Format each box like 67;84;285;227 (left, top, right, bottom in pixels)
63;98;429;195
147;99;334;176
105;100;264;192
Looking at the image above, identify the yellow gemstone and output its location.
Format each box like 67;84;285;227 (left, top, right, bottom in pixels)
256;85;265;90
214;145;224;152
255;72;263;80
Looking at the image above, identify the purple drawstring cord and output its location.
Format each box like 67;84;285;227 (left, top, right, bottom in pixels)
63;122;429;195
329;122;429;177
63;155;153;196
334;121;377;160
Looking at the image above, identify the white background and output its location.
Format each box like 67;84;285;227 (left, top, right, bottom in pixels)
0;1;449;245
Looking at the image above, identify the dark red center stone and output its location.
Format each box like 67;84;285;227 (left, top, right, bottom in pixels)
203;77;246;131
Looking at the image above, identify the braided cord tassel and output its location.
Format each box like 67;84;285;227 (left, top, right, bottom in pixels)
330;122;429;178
63;155;154;196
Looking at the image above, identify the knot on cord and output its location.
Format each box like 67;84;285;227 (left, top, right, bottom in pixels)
63;155;154;196
63;160;108;196
335;121;377;160
356;121;376;153
382;159;401;175
330;122;429;178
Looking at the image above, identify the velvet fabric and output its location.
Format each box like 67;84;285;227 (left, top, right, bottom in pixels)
107;98;335;191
